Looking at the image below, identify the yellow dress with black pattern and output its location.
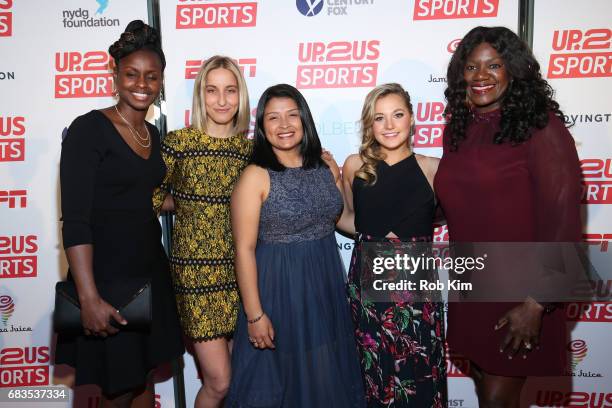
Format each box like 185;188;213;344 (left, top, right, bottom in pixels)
153;127;252;341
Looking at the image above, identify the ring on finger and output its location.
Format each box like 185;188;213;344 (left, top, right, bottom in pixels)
524;342;532;350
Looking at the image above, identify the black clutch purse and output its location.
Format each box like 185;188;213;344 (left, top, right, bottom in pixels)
54;278;152;333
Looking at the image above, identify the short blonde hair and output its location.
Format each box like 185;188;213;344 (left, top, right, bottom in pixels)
356;83;414;185
191;56;250;137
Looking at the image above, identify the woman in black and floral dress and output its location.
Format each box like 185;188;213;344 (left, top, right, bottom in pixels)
339;83;446;407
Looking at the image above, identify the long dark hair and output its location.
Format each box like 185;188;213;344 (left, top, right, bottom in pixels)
251;84;325;171
444;26;565;151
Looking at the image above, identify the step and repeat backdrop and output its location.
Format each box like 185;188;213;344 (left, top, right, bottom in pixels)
0;0;610;407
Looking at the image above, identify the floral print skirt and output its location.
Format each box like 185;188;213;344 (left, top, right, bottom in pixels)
347;234;447;407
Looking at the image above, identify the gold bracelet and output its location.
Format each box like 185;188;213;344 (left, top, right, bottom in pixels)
247;311;265;324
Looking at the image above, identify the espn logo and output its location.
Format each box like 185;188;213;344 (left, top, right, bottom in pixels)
413;0;498;20
548;29;612;79
0;190;26;209
55;51;113;98
0;116;25;162
185;58;256;79
583;233;612;251
296;40;380;89
176;2;257;29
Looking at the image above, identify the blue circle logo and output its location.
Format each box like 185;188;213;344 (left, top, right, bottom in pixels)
296;0;323;17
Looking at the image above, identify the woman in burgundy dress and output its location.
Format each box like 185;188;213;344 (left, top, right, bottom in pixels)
435;26;582;407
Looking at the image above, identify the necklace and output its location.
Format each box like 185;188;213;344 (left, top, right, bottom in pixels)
114;105;151;148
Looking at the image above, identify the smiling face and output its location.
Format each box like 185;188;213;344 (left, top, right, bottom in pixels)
371;93;413;153
114;49;162;111
263;97;304;155
464;42;510;113
204;67;239;128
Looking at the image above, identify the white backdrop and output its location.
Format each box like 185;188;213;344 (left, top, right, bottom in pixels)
158;1;518;407
0;1;177;407
1;0;610;407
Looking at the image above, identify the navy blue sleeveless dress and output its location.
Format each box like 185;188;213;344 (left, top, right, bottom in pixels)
227;165;365;408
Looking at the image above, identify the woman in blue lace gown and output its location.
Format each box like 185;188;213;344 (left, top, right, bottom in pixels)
226;84;365;407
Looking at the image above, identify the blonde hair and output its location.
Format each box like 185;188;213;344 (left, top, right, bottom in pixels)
355;83;414;185
191;55;250;137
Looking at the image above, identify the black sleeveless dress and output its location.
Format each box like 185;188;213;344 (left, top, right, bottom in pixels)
347;154;447;407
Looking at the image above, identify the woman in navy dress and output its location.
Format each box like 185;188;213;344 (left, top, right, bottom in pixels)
226;84;365;407
55;21;184;406
435;26;582;407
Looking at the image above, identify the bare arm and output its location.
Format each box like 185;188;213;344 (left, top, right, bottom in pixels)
335;154;362;235
231;165;275;349
416;154;445;223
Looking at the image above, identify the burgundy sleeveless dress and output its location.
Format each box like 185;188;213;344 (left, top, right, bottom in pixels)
434;110;582;376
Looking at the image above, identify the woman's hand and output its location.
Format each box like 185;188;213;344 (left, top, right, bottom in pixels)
322;149;340;178
247;313;275;350
161;193;175;212
80;296;127;337
495;297;544;358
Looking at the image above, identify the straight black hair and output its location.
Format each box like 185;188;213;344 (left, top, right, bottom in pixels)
251;84;325;171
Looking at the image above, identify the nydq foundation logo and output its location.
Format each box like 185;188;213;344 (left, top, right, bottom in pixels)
296;40;380;88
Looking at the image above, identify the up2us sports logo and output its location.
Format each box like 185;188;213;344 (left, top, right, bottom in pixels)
547;28;612;79
414;102;446;148
0;0;12;37
581;158;612;204
296;40;380;89
0;235;38;278
413;0;499;20
0;346;50;387
54;51;113;98
0;116;25;162
176;0;257;29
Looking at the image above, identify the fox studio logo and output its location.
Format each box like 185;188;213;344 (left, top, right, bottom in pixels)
61;0;120;29
296;0;375;17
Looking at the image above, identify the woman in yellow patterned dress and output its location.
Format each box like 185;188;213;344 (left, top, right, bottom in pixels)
153;56;251;408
